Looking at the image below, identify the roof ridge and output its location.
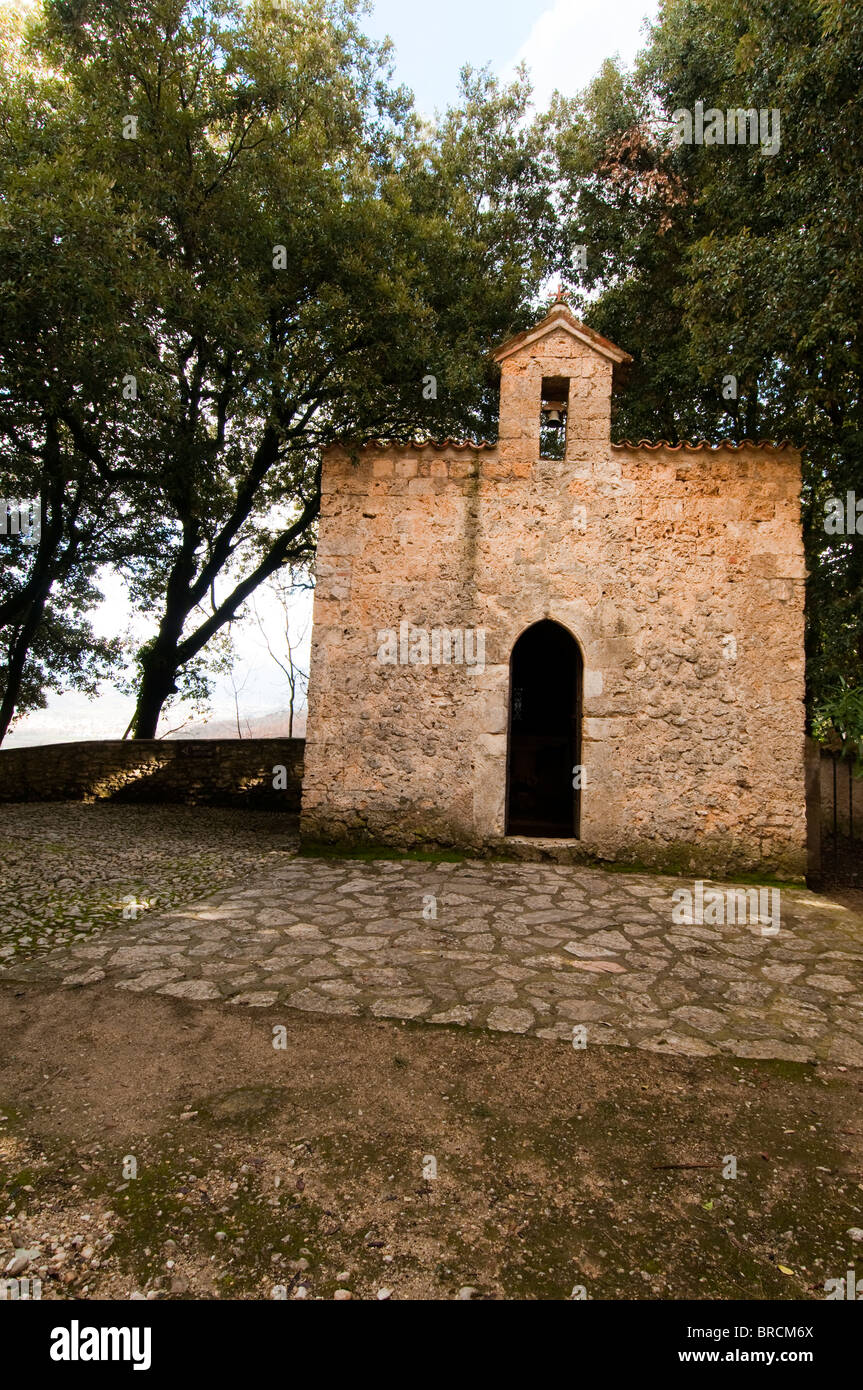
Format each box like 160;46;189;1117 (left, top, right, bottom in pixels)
493;305;632;366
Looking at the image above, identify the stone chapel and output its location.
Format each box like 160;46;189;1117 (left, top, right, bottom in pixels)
300;301;807;878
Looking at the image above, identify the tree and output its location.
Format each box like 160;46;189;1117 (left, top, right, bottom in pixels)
0;2;132;739
20;0;559;738
252;566;311;738
555;0;863;719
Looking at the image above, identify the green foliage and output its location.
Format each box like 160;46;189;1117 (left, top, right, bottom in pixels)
1;0;559;737
9;0;857;742
812;678;863;771
0;0;151;735
556;0;863;719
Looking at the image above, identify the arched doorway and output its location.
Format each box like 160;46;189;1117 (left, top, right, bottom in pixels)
506;620;583;838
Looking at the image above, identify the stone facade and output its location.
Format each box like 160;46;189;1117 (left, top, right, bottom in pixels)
301;304;807;877
0;738;304;809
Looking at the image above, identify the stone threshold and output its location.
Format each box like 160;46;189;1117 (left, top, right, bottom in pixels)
498;836;591;864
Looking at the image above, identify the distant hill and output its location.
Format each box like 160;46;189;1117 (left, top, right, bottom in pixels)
4;705;307;747
166;709;307;739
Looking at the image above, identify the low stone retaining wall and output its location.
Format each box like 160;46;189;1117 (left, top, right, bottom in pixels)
0;738;304;810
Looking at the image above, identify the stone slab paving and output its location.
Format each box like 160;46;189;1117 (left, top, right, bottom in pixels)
4;855;863;1065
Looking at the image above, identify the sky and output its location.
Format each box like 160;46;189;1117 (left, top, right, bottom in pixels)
6;0;660;746
363;0;657;114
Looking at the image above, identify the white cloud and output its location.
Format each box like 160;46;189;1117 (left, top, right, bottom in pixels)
503;0;660;109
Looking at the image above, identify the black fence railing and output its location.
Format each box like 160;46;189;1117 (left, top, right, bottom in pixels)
821;748;863;888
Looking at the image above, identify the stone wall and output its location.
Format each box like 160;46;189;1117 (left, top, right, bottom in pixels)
0;739;305;809
301;307;808;878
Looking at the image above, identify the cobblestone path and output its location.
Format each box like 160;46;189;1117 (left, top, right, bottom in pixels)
0;803;297;959
4;847;863;1065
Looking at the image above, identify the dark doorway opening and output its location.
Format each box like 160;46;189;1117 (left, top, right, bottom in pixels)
506;620;582;838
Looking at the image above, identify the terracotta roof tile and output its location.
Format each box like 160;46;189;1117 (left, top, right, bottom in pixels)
328;437;495;452
329;436;795;454
611;438;794;452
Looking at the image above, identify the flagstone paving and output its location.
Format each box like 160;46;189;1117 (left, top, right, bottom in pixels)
4;849;863;1066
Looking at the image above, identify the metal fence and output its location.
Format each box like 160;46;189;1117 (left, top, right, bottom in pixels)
820;749;863;887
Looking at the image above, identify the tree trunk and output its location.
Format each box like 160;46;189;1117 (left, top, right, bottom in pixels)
131;612;188;738
0;631;29;744
129;479;319;738
131;527;201;738
0;595;49;744
131;647;181;739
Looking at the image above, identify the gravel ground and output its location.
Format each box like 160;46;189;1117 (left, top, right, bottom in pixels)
0;803;298;962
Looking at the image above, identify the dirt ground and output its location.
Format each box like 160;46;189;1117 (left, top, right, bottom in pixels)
2;978;862;1301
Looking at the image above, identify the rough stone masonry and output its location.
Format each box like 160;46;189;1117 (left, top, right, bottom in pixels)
301;302;807;877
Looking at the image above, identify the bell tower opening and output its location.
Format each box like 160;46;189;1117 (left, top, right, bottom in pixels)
540;376;569;459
